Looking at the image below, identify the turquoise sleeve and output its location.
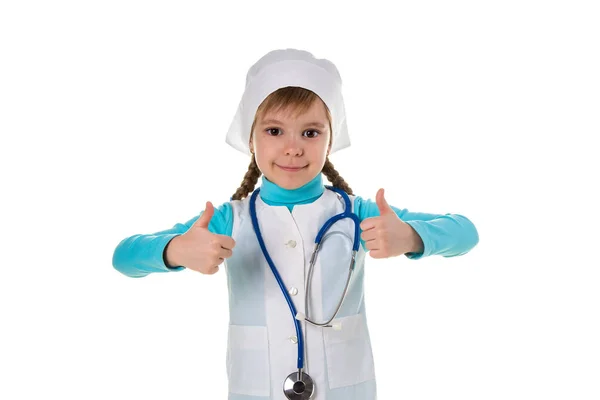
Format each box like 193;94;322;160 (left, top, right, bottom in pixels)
353;196;479;260
112;202;234;278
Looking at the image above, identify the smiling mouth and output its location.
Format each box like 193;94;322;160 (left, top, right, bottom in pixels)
277;164;307;172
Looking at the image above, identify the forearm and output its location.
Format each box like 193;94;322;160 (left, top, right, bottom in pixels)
113;233;185;278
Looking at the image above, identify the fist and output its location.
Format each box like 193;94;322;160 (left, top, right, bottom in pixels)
170;201;236;274
359;188;421;259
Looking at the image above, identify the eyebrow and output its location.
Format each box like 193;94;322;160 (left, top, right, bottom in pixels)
260;119;326;129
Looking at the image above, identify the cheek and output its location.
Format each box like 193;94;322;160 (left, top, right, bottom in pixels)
312;141;329;159
256;146;275;161
254;147;276;171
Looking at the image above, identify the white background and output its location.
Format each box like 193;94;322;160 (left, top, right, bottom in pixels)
1;1;599;399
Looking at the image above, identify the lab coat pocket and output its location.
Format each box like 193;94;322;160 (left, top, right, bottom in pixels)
323;313;376;389
226;324;271;396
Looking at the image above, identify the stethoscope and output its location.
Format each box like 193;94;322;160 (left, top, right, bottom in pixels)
249;185;360;400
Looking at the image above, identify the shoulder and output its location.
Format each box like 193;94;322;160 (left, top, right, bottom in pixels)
228;193;260;237
229;194;252;216
321;189;368;218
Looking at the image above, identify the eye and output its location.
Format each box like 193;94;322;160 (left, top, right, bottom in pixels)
304;130;320;138
265;128;282;136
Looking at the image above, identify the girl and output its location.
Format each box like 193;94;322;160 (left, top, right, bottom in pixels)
113;48;479;400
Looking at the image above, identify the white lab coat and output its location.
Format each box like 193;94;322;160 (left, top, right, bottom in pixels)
224;189;377;400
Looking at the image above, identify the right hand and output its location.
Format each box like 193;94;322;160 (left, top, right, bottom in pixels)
166;201;236;275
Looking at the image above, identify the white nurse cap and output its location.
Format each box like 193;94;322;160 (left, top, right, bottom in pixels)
225;48;351;156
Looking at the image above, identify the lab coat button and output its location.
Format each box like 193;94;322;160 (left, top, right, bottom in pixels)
286;240;297;248
289;287;298;296
289;336;298;344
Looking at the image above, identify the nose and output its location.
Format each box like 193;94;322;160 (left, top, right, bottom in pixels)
285;147;303;156
283;136;303;156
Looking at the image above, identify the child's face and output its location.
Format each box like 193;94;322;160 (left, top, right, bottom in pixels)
251;100;331;190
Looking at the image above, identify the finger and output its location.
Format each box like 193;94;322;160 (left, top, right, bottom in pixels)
376;188;394;216
360;229;378;242
193;201;215;229
218;248;233;259
215;235;236;250
365;239;379;251
208;259;224;272
369;249;384;259
206;265;219;275
360;217;378;231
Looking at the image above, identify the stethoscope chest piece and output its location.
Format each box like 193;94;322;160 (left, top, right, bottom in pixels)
283;371;315;399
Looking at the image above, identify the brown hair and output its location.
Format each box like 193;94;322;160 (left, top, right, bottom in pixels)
231;86;353;200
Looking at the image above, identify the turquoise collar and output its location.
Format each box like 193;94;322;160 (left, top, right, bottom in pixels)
259;173;324;207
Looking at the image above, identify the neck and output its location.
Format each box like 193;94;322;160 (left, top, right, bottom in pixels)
259;174;324;207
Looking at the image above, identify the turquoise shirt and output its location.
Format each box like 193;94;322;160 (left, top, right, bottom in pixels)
112;173;479;278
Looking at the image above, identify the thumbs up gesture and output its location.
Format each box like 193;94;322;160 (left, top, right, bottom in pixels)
165;201;236;274
359;189;422;259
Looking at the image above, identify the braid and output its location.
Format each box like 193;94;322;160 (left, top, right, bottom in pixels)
231;154;262;201
321;158;353;195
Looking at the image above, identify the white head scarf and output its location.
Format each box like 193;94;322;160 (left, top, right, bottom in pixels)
225;48;350;156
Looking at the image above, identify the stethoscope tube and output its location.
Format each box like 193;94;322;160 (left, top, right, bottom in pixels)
304;238;355;328
300;187;360;329
314;187;361;252
249;185;359;371
250;188;305;370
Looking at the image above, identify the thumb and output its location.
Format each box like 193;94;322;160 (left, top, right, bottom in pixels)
375;188;394;216
194;201;214;229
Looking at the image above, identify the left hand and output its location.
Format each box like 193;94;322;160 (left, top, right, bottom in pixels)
360;188;421;259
